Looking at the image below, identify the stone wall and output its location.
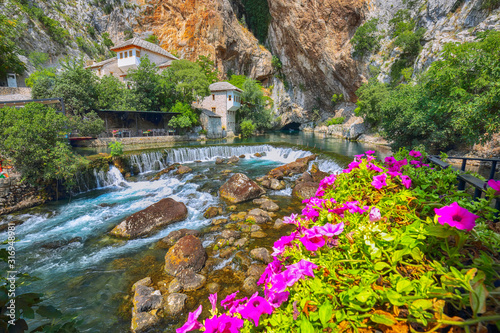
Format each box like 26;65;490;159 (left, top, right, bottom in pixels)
0;174;46;216
89;134;202;147
0;87;31;97
200;113;223;139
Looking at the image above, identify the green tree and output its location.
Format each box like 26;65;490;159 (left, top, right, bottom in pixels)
195;55;219;84
28;51;50;69
68;111;105;137
127;55;163;111
351;18;380;57
238;77;272;129
166;59;210;105
145;34;159;45
0;103;86;185
240;119;256;138
354;78;390;126
0;15;26;77
168;102;199;130
102;32;114;48
26;68;56;89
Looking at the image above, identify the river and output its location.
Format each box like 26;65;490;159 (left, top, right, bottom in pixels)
0;132;390;332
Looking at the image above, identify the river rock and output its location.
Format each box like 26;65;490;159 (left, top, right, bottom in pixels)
165;293;188;316
260;200;279;212
250;225;262;232
270;178;286;190
111;198;188;239
134;285;163;313
215;157;225;164
41;237;82;250
212;218;227;225
233;251;252;267
310;163;329;182
239;155;246;158
204;206;223;219
131;311;160;333
251;231;267;238
234;238;248;248
292;182;320;200
252;198;269;205
159;229;200;248
175;165;193;175
250;247;272;264
177;269;206;291
296;171;314;183
242;276;259;294
164;235;207;276
132;277;152;291
227;155;239;164
219;173;265;203
168;279;183;293
267;155;317;179
206;282;221;294
221;229;241;239
152;164;179;180
247;264;266;277
254;153;263;157
274;218;285;229
219;246;236;259
245;208;271;224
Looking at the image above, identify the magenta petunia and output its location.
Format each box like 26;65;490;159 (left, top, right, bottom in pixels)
365;150;375;155
266;290;290;308
315;188;325;197
409;150;422;158
176;305;203;333
319;175;337;189
299;228;325;251
239;293;274;326
204;314;244;333
343;201;368;214
283;213;299;225
348;160;362;170
208;293;217;314
318;222;344;238
272;234;296;257
488;179;500;195
258;258;283;286
401;175;412;189
388;171;402;178
384;156;396;165
371;173;387;189
367;163;383;173
434;202;479;231
369;207;381;222
287;259;318;278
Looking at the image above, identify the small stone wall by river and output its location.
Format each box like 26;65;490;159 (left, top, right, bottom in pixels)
88;135;215;147
0;174;45;216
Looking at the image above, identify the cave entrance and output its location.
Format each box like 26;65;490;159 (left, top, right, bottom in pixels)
281;122;301;132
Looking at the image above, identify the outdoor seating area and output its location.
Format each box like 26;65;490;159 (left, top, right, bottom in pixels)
102;128;178;138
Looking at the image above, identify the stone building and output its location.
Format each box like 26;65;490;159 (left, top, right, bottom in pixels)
86;38;178;81
199;109;222;139
198;82;242;136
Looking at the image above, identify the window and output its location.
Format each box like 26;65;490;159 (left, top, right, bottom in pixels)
136;50;140;58
212;94;215;100
228;95;232;101
129;50;132;57
212;107;216;113
119;53;123;59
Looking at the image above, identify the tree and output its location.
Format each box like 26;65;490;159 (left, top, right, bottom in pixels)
240;119;256;138
127;55;164;111
0;15;26;78
351;18;380;58
0;103;86;186
196;55;219;84
168;102;199;130
237;77;272;129
67;111;105;137
166;60;211;105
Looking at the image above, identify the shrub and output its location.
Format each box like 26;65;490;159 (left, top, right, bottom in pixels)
325;117;344;126
108;141;123;157
240;119;256;138
145;34;159;45
241;0;271;43
271;56;282;71
351;18;380;57
331;93;344;105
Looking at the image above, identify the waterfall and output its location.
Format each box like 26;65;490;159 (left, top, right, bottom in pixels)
72;166;127;194
129;152;167;174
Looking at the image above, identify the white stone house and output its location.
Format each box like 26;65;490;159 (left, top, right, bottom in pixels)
198;82;242;136
86;38;178;81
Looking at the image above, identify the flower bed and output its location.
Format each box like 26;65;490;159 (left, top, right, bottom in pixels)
178;149;500;332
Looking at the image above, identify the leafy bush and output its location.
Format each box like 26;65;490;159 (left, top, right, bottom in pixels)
168;102;199;129
145;34;159;45
0;15;26;77
240;119;256;138
351;18;381;57
271;56;282;71
325;117;344;126
102;32;114;48
68;111;105;137
28;51;49;69
108;141;123;157
195;55;219;84
0;103;86;185
331;93;344;105
241;0;272;43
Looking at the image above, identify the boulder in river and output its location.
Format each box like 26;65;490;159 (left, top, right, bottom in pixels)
131;282;163;333
158;229;200;248
215;157;225;164
203;206;223;219
267;154;317;179
164;235;207;276
292;182;320;200
165;293;188;316
175;165;193;175
219;173;265;204
227;155;239;164
110;198;188;239
250;247;272;264
310;163;329;182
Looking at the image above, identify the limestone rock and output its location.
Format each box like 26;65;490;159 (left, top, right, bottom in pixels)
274;218;285;229
204;206;223;219
227;155;239;164
267;155;317;179
219;173;265;203
131;311;160;333
132;277;152;292
111;198;188;239
292;182;320;200
310;164;329;183
164;235;207;276
212;218;228;225
245;208;271;224
177;269;206;291
260;200;279;212
134;285;163;313
247;264;266;277
242;276;259;295
215;157;225;164
159;229;200;248
250;247;272;264
234;238;248;248
175;165;193;175
165;293;188;316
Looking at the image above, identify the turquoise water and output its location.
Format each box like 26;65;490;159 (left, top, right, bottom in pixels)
0;133;390;332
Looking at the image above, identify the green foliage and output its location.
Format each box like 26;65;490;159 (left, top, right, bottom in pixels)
240;119;256;138
124;29;134;40
195;55;220;84
168;102;199;129
102;32;114;48
28;51;49;69
164;59;211;105
237;77;272;130
108;141;123;157
16;2;69;45
86;24;96;38
68;111;105;137
0;103;86;185
241;0;271;43
96;75;138;111
271;56;282;71
355;31;500;151
127;55;164;111
331;93;344;105
0;15;26;77
325;117;345;126
25;68;56;88
351;18;381;57
228;75;247;90
481;0;500;10
145;34;159;45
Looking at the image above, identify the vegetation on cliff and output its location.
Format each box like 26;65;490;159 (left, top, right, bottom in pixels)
355;31;500;151
177;150;500;332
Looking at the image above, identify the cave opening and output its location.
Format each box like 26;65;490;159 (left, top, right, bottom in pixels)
281;122;301;131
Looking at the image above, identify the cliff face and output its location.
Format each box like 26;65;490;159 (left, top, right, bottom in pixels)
140;0;272;80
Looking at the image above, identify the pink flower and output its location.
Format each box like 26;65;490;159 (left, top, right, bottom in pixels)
266;291;290;309
209;293;217;314
319;175;336;189
488;179;500;195
401;175;412;189
434;202;479;231
409;150;422;158
272;234;296;257
366;150;375;155
299;228;325;251
369;207;381;222
283;213;298;225
384;156;396;165
239;293;274;326
204;314;244;333
318;222;344;238
343;201;367;214
410;160;422;168
287;259;318;279
315;188;325;197
177;305;203;333
371;174;387;189
258;258;283;285
367;163;383;173
388;171;402;178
